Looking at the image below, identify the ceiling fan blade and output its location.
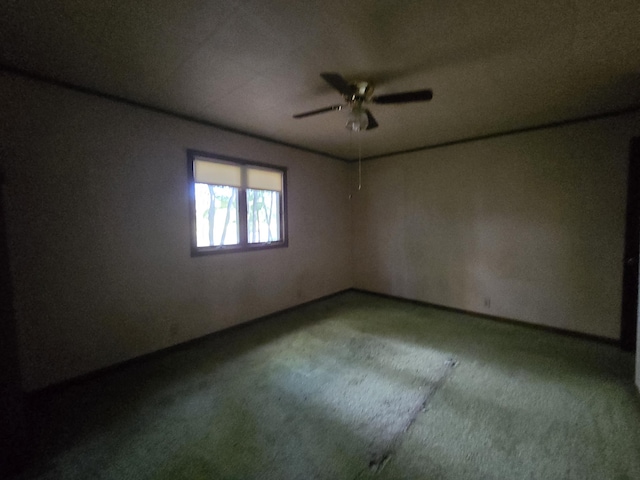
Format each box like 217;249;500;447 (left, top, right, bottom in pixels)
320;73;354;96
365;109;379;130
293;104;344;119
372;89;433;104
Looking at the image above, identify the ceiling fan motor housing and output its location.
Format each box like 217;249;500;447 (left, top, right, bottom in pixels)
347;81;374;103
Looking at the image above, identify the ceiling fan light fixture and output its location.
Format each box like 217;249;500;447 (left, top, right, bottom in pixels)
346;106;368;132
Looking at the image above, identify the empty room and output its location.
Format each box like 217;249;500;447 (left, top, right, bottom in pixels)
1;1;640;479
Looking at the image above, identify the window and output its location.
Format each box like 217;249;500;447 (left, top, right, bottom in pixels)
188;150;287;255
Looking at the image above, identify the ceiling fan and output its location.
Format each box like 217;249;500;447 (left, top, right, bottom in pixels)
293;72;433;131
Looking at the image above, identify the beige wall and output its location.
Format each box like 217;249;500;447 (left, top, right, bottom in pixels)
352;114;639;340
0;73;353;391
2;71;638;390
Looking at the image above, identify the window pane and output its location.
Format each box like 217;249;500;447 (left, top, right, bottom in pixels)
247;189;281;244
194;184;239;247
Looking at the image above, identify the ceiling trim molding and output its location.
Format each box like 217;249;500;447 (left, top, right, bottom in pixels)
357;105;640;162
0;65;350;163
3;65;638;165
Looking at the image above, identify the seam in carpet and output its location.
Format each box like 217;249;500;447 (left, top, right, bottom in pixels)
353;358;459;478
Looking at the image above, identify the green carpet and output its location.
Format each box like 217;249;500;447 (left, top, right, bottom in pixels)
14;291;640;479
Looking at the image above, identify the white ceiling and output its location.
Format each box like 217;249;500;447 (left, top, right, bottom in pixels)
1;0;639;160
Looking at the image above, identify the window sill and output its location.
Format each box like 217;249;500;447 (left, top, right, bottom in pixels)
191;241;288;257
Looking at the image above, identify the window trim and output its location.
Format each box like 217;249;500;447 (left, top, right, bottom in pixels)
187;149;288;256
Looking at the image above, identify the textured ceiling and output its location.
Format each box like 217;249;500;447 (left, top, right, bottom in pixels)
1;0;639;160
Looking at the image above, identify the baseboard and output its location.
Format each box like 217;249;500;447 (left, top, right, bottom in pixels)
27;288;352;398
348;288;621;346
25;286;623;398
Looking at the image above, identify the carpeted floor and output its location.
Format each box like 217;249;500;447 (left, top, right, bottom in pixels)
13;291;640;479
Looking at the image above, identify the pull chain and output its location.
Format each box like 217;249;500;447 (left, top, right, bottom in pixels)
358;129;362;190
349;124;363;191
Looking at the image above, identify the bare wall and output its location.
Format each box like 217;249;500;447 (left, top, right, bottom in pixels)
0;73;353;391
352;114;639;340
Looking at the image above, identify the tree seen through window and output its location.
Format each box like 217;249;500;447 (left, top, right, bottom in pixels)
189;151;286;254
